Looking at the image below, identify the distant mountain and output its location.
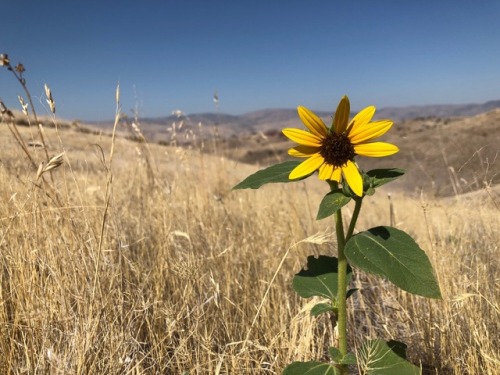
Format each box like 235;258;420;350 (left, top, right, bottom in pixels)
375;100;500;120
136;109;304;128
88;100;500;139
135;99;500;125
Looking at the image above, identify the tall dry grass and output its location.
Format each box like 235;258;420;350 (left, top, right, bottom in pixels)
0;118;498;374
0;59;498;373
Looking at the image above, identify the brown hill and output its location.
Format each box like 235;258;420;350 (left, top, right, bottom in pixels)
216;109;500;197
87;100;500;144
29;101;498;198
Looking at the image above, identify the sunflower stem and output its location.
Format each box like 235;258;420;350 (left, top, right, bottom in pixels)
335;208;348;374
346;197;363;242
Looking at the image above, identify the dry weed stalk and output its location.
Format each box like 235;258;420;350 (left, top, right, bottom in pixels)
0;53;50;160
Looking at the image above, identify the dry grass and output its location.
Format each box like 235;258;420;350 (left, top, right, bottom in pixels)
0;117;498;375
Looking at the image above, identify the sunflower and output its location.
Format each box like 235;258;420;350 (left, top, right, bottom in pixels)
282;96;399;196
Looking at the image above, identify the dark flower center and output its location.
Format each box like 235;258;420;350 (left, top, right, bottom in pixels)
319;131;355;167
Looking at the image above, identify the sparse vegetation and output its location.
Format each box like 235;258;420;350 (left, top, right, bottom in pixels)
0;54;498;374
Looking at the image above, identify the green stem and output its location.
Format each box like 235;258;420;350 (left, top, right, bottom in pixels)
335;209;348;374
346;198;363;242
335;198;362;374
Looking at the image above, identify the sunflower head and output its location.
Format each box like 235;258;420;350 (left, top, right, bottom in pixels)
282;96;399;196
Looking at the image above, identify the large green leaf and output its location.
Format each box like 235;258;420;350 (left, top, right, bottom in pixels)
283;361;341;375
366;168;406;188
345;226;441;299
293;256;352;299
316;191;351;220
232;161;311;190
357;339;421;375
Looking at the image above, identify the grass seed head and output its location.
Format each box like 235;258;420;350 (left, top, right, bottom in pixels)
36;152;65;179
44;84;56;114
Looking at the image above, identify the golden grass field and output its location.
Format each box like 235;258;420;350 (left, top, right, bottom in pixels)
0;111;499;374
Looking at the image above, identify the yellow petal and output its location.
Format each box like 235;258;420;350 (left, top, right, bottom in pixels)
318;163;334;180
333;96;350;134
282;128;322;147
289;153;324;179
288;145;320;158
319;163;343;181
342;160;363;197
332;167;342;182
347;105;376;135
349;120;394;144
297;106;328;138
354;142;399;157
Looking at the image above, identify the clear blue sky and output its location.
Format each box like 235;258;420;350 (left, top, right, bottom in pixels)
1;0;499;121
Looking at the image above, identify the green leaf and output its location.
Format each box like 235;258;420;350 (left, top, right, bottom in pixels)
366;168;406;189
345;226;441;299
328;347;342;362
293;256;352;299
311;303;334;317
232;161;311;190
357;339;421;375
328;347;357;365
283;361;341;375
316;191;351;220
339;352;357;365
346;288;358;299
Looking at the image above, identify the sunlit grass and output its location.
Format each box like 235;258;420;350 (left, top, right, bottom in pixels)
0;123;498;374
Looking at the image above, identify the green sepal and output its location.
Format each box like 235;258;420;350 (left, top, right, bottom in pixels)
292;256;352;300
345;226;441;299
316;191;351;220
357;339;421;374
232;161;311;190
282;361;341;375
310;302;334;317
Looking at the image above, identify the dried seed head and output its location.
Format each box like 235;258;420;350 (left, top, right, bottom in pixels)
0;99;14;118
44;84;56;114
18;95;29;116
0;54;9;66
172;109;185;118
36;152;65;179
131;122;142;136
115;84;120;104
36;162;44;180
15;63;25;73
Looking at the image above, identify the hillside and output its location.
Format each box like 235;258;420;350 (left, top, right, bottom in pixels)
215;108;500;197
0;121;498;374
5;99;499;198
43;102;500;198
87;100;500;142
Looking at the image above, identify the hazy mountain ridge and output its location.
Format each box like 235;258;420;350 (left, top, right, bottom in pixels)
118;99;500;130
84;100;500;149
375;100;500;120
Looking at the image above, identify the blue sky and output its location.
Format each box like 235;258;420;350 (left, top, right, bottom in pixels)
1;1;499;121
